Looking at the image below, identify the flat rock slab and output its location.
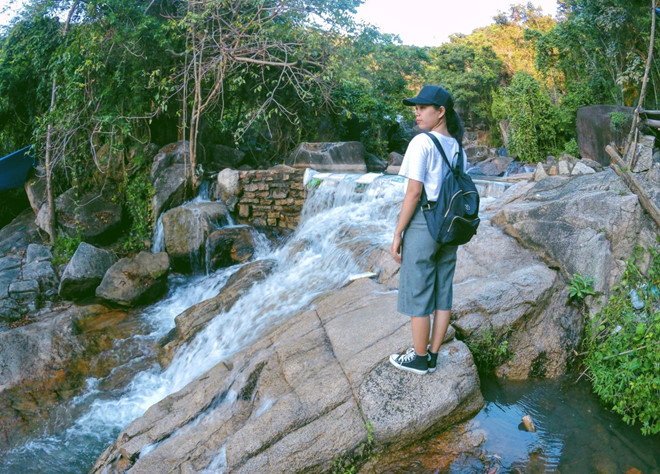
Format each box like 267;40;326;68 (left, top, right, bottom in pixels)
92;278;483;473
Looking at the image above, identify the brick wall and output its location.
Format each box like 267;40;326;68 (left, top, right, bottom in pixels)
236;166;306;230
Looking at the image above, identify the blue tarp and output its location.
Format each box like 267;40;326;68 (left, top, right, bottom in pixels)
0;146;35;191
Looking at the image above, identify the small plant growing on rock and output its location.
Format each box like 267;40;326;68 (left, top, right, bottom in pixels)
568;273;596;302
463;328;512;373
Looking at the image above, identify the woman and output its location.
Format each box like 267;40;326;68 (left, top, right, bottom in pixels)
389;85;466;375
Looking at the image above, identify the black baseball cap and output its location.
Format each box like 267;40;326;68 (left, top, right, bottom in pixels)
403;85;453;107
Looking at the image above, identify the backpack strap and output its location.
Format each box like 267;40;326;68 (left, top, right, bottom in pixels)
419;132;462;209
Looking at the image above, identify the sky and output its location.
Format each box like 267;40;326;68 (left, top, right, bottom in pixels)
354;0;560;46
0;0;560;45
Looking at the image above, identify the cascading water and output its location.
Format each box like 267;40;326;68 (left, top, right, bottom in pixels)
0;171;406;473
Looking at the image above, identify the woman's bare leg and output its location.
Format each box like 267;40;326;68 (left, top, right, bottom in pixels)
411;316;430;355
429;310;451;353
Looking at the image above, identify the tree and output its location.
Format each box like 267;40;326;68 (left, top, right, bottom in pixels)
493;71;558;161
425;42;506;130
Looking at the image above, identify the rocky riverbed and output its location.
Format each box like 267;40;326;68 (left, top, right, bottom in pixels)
0;148;658;472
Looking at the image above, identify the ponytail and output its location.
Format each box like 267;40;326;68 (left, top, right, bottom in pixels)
446;108;464;144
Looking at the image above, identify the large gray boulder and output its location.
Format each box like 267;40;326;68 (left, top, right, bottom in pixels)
36;187;123;244
491;170;658;296
96;252;170;307
158;259;277;366
577;105;632;166
161;202;228;272
0;308;83;393
286;142;367;172
92;278;483;473
206;226;256;270
150;141;191;219
59;242;116;300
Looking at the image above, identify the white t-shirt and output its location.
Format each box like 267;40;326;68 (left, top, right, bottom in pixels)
399;131;467;201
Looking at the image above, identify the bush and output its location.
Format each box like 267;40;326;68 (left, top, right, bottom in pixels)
584;247;660;435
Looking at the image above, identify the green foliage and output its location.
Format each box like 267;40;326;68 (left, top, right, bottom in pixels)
563;138;580;157
493;71;558;161
425;42;505;130
537;0;657;107
610;111;633;132
464;328;512;373
117;166;155;255
52;234;82;266
568;273;596;302
584;248;660;435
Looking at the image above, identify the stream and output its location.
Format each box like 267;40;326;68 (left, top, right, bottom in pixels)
1;171;658;473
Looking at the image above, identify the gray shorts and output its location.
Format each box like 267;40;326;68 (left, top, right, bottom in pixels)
397;206;457;316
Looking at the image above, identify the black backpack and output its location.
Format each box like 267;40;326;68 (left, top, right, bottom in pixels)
420;132;480;246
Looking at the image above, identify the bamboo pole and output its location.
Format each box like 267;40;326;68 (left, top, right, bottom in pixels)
605;144;660;228
626;0;658;168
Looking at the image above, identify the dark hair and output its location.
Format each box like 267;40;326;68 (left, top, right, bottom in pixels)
434;98;464;143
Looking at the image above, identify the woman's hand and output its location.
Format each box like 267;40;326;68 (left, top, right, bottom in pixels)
391;232;403;264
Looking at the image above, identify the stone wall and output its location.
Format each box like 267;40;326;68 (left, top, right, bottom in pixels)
236;166;306;230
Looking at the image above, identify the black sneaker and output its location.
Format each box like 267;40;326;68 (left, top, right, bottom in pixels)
389;348;428;375
427;345;438;373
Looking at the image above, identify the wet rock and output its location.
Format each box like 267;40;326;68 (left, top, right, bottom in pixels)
96;252;170;307
365;152;388;172
161;202;228;272
59;242;116;300
158;259;277;366
150;141;190;218
93;278;483;473
206;226;256;270
286;142;367;172
216;168;241;203
0;306;83;392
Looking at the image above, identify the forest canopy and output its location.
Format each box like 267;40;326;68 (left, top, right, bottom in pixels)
1;1;657;165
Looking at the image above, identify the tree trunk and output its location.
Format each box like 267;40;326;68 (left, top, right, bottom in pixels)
43;1;80;244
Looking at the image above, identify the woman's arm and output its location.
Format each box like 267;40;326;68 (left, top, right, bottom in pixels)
391;178;423;263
